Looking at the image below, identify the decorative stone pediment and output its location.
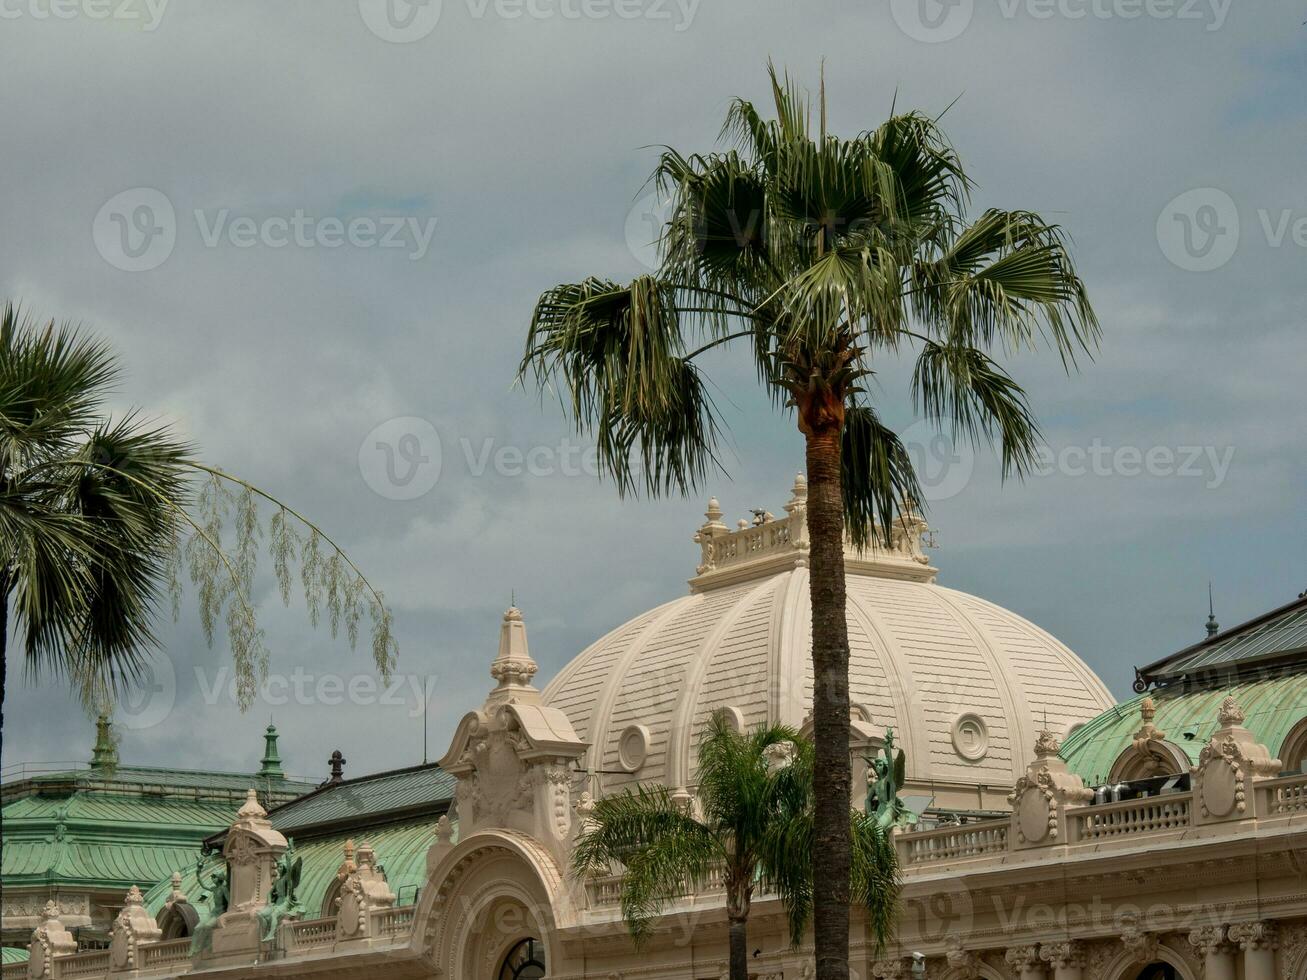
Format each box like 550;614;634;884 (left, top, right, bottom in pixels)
1193;696;1282;823
1008;730;1093;847
335;841;396;942
109;886;161;971
27;902;75;980
438;608;588;866
223;790;288;914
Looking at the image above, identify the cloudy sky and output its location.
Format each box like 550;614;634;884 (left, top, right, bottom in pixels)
2;0;1303;782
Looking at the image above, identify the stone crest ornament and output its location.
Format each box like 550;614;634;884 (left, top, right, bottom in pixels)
944;937;980;978
1009;729;1092;846
109;886;161;971
27;902;76;980
1193;696;1282;822
1120;913;1159;963
336;841;396;942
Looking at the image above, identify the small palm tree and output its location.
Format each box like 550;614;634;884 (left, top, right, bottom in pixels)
524;64;1096;978
1;303;397;725
572;716;898;980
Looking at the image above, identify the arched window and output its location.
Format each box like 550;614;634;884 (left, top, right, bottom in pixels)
157;902;197;940
1279;716;1307;774
1108;740;1190;782
498;938;546;980
1133;963;1179;980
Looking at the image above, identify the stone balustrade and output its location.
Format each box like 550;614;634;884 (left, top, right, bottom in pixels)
896;818;1010;866
1067;793;1192;842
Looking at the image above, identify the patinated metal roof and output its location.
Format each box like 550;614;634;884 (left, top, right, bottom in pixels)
2;946;30;964
263;764;455;833
1138;595;1307;687
1060;672;1306;785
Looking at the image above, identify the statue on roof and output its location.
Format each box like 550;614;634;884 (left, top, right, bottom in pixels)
256;838;304;942
190;853;229;955
864;728;917;832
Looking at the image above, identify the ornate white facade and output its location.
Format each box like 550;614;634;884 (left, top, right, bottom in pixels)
6;478;1305;980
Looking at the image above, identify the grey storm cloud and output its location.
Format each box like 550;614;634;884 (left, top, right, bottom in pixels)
2;0;1304;778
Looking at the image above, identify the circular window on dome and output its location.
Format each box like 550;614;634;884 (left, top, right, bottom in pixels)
951;714;989;761
617;725;650;772
712;706;745;733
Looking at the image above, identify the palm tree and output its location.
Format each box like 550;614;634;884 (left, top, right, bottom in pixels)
1;303;397;728
522;65;1097;978
572;716;898;980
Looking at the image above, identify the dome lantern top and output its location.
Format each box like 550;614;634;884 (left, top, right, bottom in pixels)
689;473;938;593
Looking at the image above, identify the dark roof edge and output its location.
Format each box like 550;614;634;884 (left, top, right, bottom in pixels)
1136;593;1307;684
262;761;450;821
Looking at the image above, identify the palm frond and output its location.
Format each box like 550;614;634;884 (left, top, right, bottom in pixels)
841;406;924;549
911;341;1042;478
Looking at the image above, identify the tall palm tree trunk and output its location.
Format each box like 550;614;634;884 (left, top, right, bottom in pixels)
802;413;852;980
728;914;749;980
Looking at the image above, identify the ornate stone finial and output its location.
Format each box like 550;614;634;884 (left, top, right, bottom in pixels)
29;902;76;980
236;788;267;820
1035;729;1061;759
258;723;284;778
1218;695;1245;727
705;496;724;523
123;885;144;907
327;749;347;784
355;841;377;870
489;605;539;697
787;472;808;507
435;814;454;846
1133;696;1167;745
90;712;118;770
168;871;186;903
669;787;695;816
40;901;61;924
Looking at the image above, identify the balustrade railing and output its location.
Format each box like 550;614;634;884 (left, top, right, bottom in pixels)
898;819;1009;867
56;950;111;979
1069;794;1192;842
140;938;191;968
283;916;336;951
1259;772;1307;815
2;963;27;980
372;906;415;938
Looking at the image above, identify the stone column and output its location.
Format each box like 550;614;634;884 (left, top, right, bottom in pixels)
1188;925;1237;980
1039;941;1085;980
1005;945;1047;980
1229;921;1278;980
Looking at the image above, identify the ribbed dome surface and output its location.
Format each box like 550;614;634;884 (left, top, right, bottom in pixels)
542;482;1113;803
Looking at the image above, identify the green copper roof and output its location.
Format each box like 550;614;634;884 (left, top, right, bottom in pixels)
2;947;30;964
145;816;444;917
264;764;455;832
1060;673;1307;785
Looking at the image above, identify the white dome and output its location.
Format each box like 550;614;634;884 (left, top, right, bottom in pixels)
542;478;1113;809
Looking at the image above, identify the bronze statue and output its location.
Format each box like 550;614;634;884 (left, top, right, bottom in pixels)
190;853;230;955
256;839;304;942
864;728;917;831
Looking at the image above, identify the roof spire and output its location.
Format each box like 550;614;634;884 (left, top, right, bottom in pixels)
258;723;284;778
1206;582;1220;638
90;713;118;770
489;605;539;703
